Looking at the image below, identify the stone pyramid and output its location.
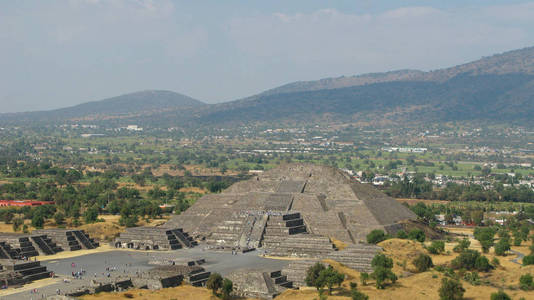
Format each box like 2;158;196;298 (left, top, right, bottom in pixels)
166;163;416;253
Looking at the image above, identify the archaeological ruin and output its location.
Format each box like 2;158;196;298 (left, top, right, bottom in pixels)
167;163;415;253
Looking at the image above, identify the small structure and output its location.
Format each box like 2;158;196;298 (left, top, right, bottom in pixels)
0;259;53;287
0;233;63;258
32;229;99;251
227;268;293;299
114;227;197;250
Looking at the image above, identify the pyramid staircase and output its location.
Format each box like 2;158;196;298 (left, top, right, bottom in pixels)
0;235;39;258
30;235;63;255
262;212;336;258
0;242;19;259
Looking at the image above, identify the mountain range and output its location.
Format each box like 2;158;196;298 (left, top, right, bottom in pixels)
2;46;534;127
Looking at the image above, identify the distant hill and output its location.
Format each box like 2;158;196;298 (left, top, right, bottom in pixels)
2;46;534;128
260;46;534;95
186;73;534;127
0;90;205;125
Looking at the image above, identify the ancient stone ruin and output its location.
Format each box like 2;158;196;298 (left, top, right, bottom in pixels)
0;259;53;288
114;226;198;250
164;163;416;298
0;229;99;259
32;229;99;251
167;163;415;254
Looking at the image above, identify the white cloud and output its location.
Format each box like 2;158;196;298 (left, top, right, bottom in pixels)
225;5;533;75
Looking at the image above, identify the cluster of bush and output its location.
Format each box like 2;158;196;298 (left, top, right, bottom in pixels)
366;228;426;244
206;273;233;300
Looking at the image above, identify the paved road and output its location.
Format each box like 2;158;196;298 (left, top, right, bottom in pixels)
509;249;525;265
1;247;290;300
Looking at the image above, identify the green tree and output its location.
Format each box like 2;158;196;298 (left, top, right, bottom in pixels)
360;272;369;286
206;273;223;295
371;254;396;289
408;229;426;242
316;266;345;295
413;253;433;273
396;230;408;239
494;239;510;256
351;289;369;300
31;213;44;229
519;274;533;291
83;206;99;224
428;241;445;254
366;229;387;244
474;256;491;272
306;262;326;288
522;255;534;265
438;278;465;300
453;238;470;253
222;278;233;300
53;212;65;225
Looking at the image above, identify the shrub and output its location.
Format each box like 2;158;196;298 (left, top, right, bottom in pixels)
474;256;491;272
222;278;233;300
413;253;434;273
453;238;471;253
494;239;510;256
451;249;480;270
351;289;369;300
360;272;369;286
349;282;357;290
463;272;480;286
519;274;533;291
490;290;511;300
367;229;387;244
396;230;408;239
408;229;426;242
522;255;534;266
491;257;500;267
438;278;465;300
428;241;445;254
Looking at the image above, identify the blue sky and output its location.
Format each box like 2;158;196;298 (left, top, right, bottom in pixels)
2;0;534;112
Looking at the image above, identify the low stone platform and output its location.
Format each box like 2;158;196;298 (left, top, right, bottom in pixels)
114;227;197;250
227;268;294;299
281;260;321;288
32;229;98;251
0;233;64;258
325;243;382;273
0;259;53;286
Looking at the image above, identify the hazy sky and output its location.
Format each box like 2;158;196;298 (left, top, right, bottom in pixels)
2;0;534;113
